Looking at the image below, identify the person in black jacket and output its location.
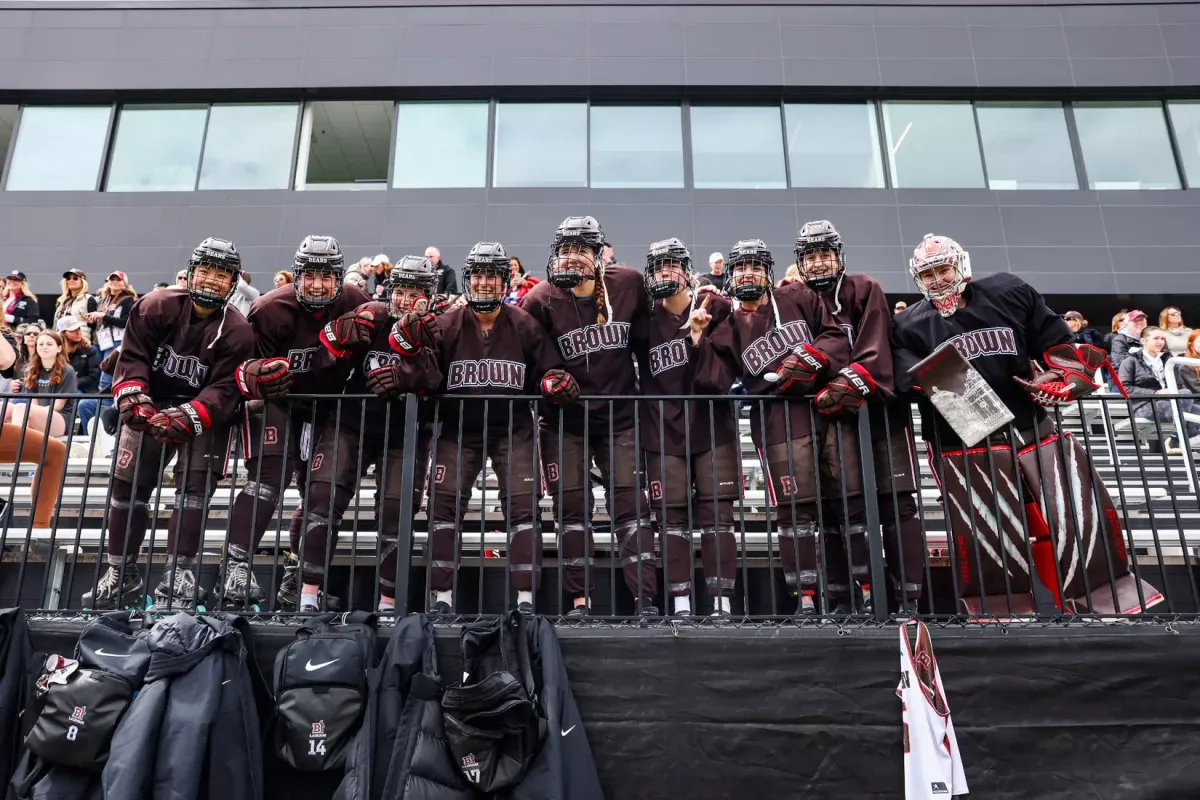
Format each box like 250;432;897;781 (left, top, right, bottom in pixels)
60;317;101;394
1109;308;1147;372
0;608;33;791
1063;310;1107;349
2;270;40;327
1117;326;1200;449
425;246;459;295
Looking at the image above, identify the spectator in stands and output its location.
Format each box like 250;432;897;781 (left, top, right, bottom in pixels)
504;255;539;304
54;269;92;333
273;270;294;289
894;301;908;315
1109;309;1147;372
85;271;136;358
77;346;118;436
6;331;76;438
16;322;42;372
1160;306;1192;356
369;254;391;298
344;269;367;291
1063;310;1105;347
58;317;99;395
425;246;459;294
699;252;726;291
776;263;802;287
3;271;39;328
0;329;66;529
175;269;188;289
229;270;259;316
1181;330;1200;395
152;282;169;291
1106;309;1128;352
1118;325;1200;451
600;242;616;267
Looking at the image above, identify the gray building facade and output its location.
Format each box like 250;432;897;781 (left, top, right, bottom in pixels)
0;0;1198;301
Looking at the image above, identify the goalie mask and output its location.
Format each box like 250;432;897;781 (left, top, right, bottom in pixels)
293;234;345;312
795;219;845;294
910;233;971;318
644;238;693;301
727;239;774;302
387;255;437;317
546;215;604;290
186;237;241;310
463;241;510;314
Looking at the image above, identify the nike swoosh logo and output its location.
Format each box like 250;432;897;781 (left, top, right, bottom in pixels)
305;658;339;672
94;649;134;658
561;725;575;736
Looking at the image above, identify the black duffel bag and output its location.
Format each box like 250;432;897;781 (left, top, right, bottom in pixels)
441;610;546;792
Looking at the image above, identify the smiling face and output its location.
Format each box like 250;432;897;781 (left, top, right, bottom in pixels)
35;333;61;362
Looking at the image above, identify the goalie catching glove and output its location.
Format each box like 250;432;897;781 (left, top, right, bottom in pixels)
1012;343;1108;408
365;366;406;400
114;381;157;432
774;344;829;395
147;402;210;444
388;311;438;356
320;307;377;358
815;363;875;415
541;369;580;405
235;357;292;400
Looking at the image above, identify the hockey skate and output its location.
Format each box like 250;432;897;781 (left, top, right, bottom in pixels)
214;545;265;612
147;556;211;613
81;558;143;610
275;552;300;612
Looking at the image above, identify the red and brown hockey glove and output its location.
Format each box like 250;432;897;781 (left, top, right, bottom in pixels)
235;357;292;401
773;344;829;395
429;294;455;316
320;307;377;358
541;369;580;405
815;363;876;415
1012;343;1104;408
388;312;438;356
365;365;406;400
147;401;210;444
113;381;157;432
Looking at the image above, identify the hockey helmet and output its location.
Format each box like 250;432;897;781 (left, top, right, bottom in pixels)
546;215;604;290
909;233;971;318
644;238;693;301
795;219;845;293
293;234;345;312
186;237;241;310
463;242;510;314
387;255;437;317
726;239;774;302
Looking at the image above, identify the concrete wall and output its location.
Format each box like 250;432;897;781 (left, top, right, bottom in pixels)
0;0;1197;296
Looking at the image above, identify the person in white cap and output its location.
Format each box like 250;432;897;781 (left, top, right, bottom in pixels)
369;253;391;299
699;252;727;292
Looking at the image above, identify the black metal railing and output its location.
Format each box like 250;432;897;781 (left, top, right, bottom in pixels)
1;388;1198;625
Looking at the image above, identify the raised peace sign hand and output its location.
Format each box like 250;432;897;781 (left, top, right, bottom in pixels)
687;294;712;344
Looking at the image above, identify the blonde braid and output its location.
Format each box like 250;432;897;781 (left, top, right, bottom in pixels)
594;260;609;326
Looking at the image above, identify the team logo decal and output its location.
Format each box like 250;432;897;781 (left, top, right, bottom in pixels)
117;448;133;470
446;359;525;390
557;321;631;361
545;463;559;482
152;345;209;388
70;706;86;724
311;453;324;472
435;465;446;484
287;347;318;373
741;320;813;375
648;339;689;376
311;720;326;737
944;327;1017;361
263;426;278;445
650;480;663;500
461;753;481;784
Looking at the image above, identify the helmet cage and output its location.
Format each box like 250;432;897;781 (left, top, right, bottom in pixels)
795;222;846;293
464;242;510;313
645;238;693;301
387;255;437;318
293;235;345;312
186;238;241;310
727;240;774;302
546;215;604;290
909;233;971;318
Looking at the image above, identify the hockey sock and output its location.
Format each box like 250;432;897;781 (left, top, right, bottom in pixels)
673;596;691;614
300;592;320;609
517;590;533;605
378;599;395;613
714;596;731;613
435;590;452;605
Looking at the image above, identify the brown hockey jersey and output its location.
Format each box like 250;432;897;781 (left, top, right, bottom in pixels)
817;273;896;402
113;287;255;429
246;283;371;399
697;281;849;448
431;303;563;434
519;264;649;433
636;292;738;455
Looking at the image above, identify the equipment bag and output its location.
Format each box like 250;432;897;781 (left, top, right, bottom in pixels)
273;611;376;772
441;610;546;792
24;656;133;771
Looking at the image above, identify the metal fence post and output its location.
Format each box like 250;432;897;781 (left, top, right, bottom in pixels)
856;407;888;622
394;393;421;617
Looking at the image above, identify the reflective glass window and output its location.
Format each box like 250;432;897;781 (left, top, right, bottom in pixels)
590;106;684;188
393;101;487;189
197;103;298;190
785;103;884;188
882;101;985;189
975;102;1078;190
5;106;111;191
493;103;587;188
690;106;787;189
105;105;208;192
1165;101;1200;189
1074;103;1180;190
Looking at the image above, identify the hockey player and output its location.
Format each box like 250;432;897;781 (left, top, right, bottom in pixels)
893;233;1157;615
220;235;370;611
520;215;658;617
694;239;849;615
636;238;739;617
414;242;579;615
83;237;255;611
797;219;924;614
298;255;442;614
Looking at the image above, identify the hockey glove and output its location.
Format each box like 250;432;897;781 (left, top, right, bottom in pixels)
365;365;406;400
1012;343;1104;408
774;344;829;395
147;402;210;444
815;363;876;415
235;357;292;400
320;307;377;358
388;312;438;356
114;381;157;432
541;369;580;405
429;294;455;316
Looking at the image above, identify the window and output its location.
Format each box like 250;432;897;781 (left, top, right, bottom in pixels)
0;106;15;187
690;106;787;189
882;102;985;189
5;106;111;191
197;104;298;191
1073;103;1180;190
975;103;1078;190
105;105;208;192
590;106;683;189
785;103;884;188
493;103;587;188
297;101;392;191
1166;102;1200;189
393;102;488;189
